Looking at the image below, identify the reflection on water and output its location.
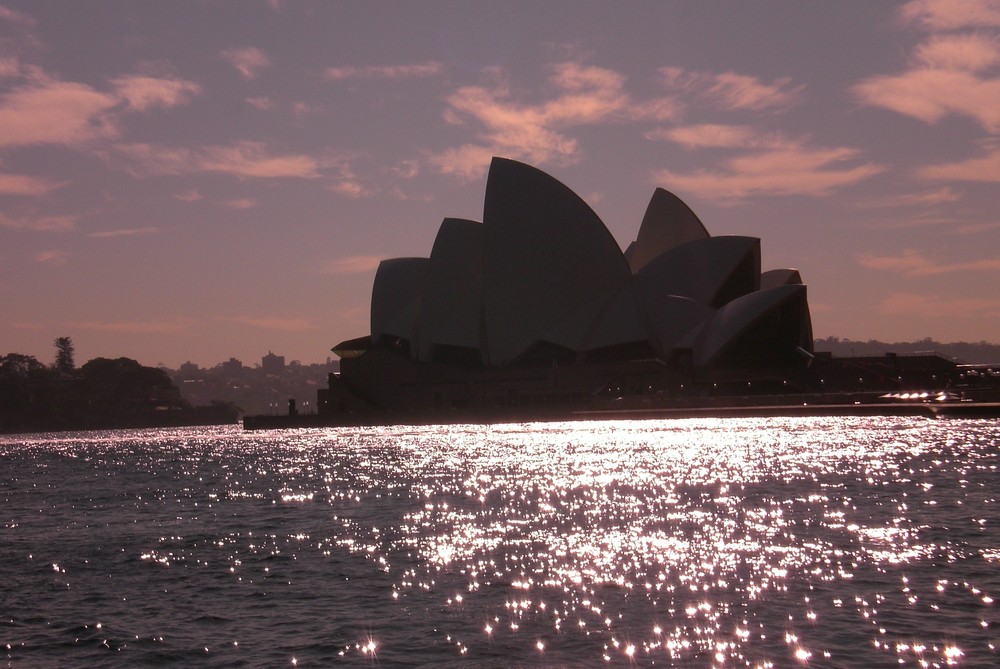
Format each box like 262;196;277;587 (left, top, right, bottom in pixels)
2;418;999;667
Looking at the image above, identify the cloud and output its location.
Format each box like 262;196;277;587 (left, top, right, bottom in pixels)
0;71;201;149
919;142;1000;181
915;34;1000;71
429;62;640;178
0;5;36;27
35;250;69;265
648;123;791;150
0;78;119;147
858;248;1000;275
111;75;201;111
0;212;76;231
291;101;322;117
221;47;271;80
880;291;1000;318
246;96;274;110
115;141;321;178
428;143;500;180
323;61;444;81
0;172;62;195
854;15;1000;131
0;56;20;78
220;198;256;209
393;159;420;179
651;140;885;200
659;67;803;111
854;67;1000;131
899;0;1000;30
862;186;963;207
225;316;314;331
174;188;203;202
319;255;383;274
87;227;158;238
326;181;366;197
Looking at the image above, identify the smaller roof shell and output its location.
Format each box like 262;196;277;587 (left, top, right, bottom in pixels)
628;188;710;274
370;258;428;349
415;218;485;362
635;236;761;308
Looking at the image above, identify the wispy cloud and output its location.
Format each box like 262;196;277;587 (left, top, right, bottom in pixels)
220;198;256;209
174;188;203;202
659;67;803;111
0;212;76;231
35;249;69;265
855;7;1000;131
0;4;36;27
87;226;158;238
392;159;420;179
0;71;200;149
880;291;1000;318
246;96;274;110
323;61;444;81
651;130;885;200
0;171;62;195
648;123;789;150
919;141;1000;181
858;248;1000;275
319;255;383;274
221;47;271;80
326;181;366;197
854;66;1000;131
861;186;963;207
0;56;21;78
899;0;1000;31
0;78;119;147
429;62;650;178
115;141;321;179
111;75;201;111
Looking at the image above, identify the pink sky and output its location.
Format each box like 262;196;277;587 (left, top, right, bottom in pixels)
3;1;1000;368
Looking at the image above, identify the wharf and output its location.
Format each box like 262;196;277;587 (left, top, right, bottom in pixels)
243;400;1000;430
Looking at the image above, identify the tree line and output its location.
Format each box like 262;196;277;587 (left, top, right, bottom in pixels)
0;338;238;434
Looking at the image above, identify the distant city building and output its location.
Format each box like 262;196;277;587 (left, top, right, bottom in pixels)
328;157;814;418
262;351;285;375
221;357;243;375
178;361;200;376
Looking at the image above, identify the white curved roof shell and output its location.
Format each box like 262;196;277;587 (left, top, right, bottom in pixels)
635;236;761;308
360;157;814;375
482;158;632;366
415;218;485;362
638;294;714;356
537;281;650;354
760;268;803;290
694;284;811;367
628;188;709;273
370;258;427;347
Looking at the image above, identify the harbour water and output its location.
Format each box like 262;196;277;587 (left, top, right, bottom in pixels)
2;417;999;667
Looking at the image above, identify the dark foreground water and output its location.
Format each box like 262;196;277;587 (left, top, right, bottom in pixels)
2;417;1000;668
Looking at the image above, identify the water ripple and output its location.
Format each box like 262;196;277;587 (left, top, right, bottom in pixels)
2;418;999;667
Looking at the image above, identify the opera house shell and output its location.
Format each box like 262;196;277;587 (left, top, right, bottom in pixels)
331;157;814;418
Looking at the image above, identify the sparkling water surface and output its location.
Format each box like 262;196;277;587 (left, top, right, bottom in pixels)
2;417;999;667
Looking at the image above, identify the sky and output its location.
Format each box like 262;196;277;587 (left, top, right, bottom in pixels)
3;0;1000;369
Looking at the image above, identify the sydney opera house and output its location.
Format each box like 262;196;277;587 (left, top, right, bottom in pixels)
322;157;817;421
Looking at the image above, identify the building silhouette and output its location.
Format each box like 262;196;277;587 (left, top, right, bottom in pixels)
324;158;814;420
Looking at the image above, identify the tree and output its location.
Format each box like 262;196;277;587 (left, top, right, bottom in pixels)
54;336;75;375
0;353;50;431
